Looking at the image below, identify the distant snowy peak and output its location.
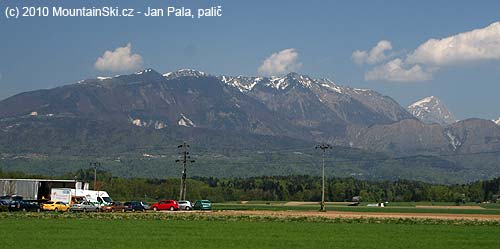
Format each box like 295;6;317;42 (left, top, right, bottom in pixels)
409;96;437;109
163;69;208;79
408;96;457;125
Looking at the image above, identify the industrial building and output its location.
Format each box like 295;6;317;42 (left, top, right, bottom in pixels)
0;179;88;200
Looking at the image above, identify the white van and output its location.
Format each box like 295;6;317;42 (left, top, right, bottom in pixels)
73;189;113;206
50;188;112;206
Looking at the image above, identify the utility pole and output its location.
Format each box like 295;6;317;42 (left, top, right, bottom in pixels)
315;144;331;212
89;161;101;190
176;143;195;201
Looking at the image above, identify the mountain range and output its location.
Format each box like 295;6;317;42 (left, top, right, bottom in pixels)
0;68;499;183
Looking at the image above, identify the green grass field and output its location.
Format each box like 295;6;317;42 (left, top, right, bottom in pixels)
213;203;500;215
2;214;500;249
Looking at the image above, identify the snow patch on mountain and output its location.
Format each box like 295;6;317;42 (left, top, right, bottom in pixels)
218;72;346;94
410;96;434;108
154;121;167;130
445;129;462;151
494;117;500;125
161;69;354;98
271;73;314;89
320;83;343;94
163;69;207;79
220;76;261;92
135;68;154;75
178;114;195;127
131;118;146;127
267;76;289;90
352;88;373;96
130;117;167;129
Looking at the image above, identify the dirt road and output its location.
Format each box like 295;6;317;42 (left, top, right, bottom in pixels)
210;210;500;221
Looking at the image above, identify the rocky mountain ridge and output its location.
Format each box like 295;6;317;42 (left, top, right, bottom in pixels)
0;68;499;157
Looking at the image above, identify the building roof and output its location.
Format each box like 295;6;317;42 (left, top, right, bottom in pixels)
0;179;77;183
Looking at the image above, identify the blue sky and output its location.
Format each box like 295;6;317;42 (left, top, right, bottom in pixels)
1;0;499;120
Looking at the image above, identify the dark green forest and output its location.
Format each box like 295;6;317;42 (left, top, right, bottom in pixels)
2;118;500;184
2;168;500;203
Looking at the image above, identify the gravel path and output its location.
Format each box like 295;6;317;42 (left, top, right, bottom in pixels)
212;210;500;221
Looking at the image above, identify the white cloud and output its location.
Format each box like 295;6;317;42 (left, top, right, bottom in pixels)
358;22;500;82
407;22;500;66
94;43;143;72
352;40;392;65
364;58;432;82
257;48;302;76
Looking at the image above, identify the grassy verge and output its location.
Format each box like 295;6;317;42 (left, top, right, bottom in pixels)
480;203;500;209
2;212;500;225
2;213;500;249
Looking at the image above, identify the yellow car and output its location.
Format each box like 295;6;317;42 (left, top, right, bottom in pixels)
42;201;69;212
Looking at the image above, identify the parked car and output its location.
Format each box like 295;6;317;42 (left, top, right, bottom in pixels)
0;200;8;207
123;201;146;212
42;201;69;212
69;201;99;212
0;195;23;205
178;200;192;210
150;200;178;211
193;200;212;210
140;202;150;210
101;202;126;212
0;203;7;212
0;198;11;208
8;200;41;212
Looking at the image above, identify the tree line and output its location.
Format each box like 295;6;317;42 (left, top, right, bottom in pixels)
1;168;500;203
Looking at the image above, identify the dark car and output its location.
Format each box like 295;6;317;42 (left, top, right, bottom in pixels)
0;195;23;205
0;199;9;206
193;200;212;210
8;200;41;212
123;201;146;212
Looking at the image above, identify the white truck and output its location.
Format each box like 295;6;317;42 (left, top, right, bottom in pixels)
50;188;73;204
50;188;112;206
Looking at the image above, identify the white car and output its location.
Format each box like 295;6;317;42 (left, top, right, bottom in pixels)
177;200;192;210
69;201;99;212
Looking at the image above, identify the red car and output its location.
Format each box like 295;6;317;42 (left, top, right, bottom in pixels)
150;200;179;211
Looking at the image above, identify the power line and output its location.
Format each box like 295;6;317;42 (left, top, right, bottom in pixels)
127;148;500;164
89;161;101;190
175;142;195;200
117;141;500;157
315;144;331;212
